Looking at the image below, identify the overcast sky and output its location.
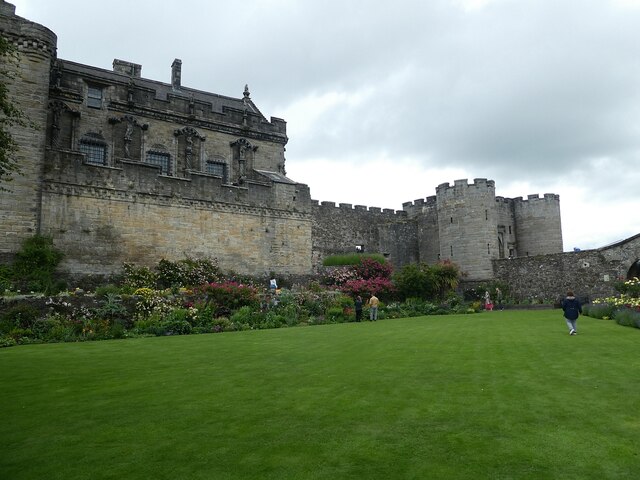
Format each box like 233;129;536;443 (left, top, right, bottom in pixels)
11;0;640;251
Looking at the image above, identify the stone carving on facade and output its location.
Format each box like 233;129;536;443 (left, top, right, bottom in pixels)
50;61;62;90
127;78;135;105
108;115;148;159
230;137;257;185
48;100;79;148
174;126;205;171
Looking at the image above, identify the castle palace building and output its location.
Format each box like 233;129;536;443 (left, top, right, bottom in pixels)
0;1;563;283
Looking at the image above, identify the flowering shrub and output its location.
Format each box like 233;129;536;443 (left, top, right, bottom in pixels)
354;258;393;280
155;258;222;289
614;277;640;299
122;264;157;290
323;267;359;287
592;295;640;310
339;278;395;299
195;281;259;316
589;281;640;329
132;288;175;321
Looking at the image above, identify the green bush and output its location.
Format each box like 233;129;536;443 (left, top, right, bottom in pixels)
325;306;348;323
0;303;40;333
230;305;261;329
155;257;222;289
161;318;192;335
0;264;13;292
612;308;640;328
121;263;157;290
93;293;130;324
583;303;616;319
614;277;640;298
0;335;17;348
11;235;65;294
323;253;387;267
94;284;122;297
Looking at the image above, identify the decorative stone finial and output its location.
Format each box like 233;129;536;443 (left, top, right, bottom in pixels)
243;84;250;98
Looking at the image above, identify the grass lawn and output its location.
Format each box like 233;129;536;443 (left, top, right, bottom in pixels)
1;310;639;479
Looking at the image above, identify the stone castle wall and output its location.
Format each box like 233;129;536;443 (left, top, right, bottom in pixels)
493;234;640;301
310;202;417;270
513;193;563;256
0;3;56;261
41;149;313;277
434;179;498;279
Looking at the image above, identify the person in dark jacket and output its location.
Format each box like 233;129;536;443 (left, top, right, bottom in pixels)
354;296;363;322
561;290;582;335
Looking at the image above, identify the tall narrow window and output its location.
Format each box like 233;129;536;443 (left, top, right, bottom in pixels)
79;140;106;165
508;225;512;234
487;243;491;254
146;151;171;175
87;86;103;109
485;209;488;220
450;245;453;256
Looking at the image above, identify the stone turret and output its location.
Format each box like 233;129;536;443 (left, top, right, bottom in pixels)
0;1;57;261
513;193;563;257
435;178;497;279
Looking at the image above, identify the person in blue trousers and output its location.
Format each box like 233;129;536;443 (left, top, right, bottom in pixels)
561;290;582;335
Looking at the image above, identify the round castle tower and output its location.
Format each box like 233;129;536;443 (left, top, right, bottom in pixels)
0;1;57;260
436;178;498;280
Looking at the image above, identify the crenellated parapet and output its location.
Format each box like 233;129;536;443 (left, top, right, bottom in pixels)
314;200;406;217
0;2;57;59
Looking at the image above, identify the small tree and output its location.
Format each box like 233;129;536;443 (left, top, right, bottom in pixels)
11;235;65;294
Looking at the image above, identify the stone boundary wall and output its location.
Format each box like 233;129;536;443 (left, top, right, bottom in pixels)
493;234;640;302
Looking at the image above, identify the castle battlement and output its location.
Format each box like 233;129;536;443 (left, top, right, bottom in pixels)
435;178;496;196
0;4;56;58
512;193;561;204
314;200;405;217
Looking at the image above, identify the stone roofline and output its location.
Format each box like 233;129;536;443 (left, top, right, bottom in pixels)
57;58;287;130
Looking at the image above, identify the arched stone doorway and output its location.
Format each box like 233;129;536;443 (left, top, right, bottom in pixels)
627;259;640;279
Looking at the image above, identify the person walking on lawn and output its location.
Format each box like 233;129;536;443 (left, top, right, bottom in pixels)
561;290;582;335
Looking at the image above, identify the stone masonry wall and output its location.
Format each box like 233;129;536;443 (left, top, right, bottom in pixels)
493;234;640;302
41;150;313;277
311;202;415;271
513;194;563;257
0;4;56;261
435;179;498;280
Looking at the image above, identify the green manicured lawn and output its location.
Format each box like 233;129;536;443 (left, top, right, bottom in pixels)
1;310;639;479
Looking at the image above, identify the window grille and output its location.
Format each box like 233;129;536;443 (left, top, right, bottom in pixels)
146;151;171;175
79;140;106;165
206;161;226;179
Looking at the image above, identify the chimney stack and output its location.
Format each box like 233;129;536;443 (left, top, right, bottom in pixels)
171;58;182;89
